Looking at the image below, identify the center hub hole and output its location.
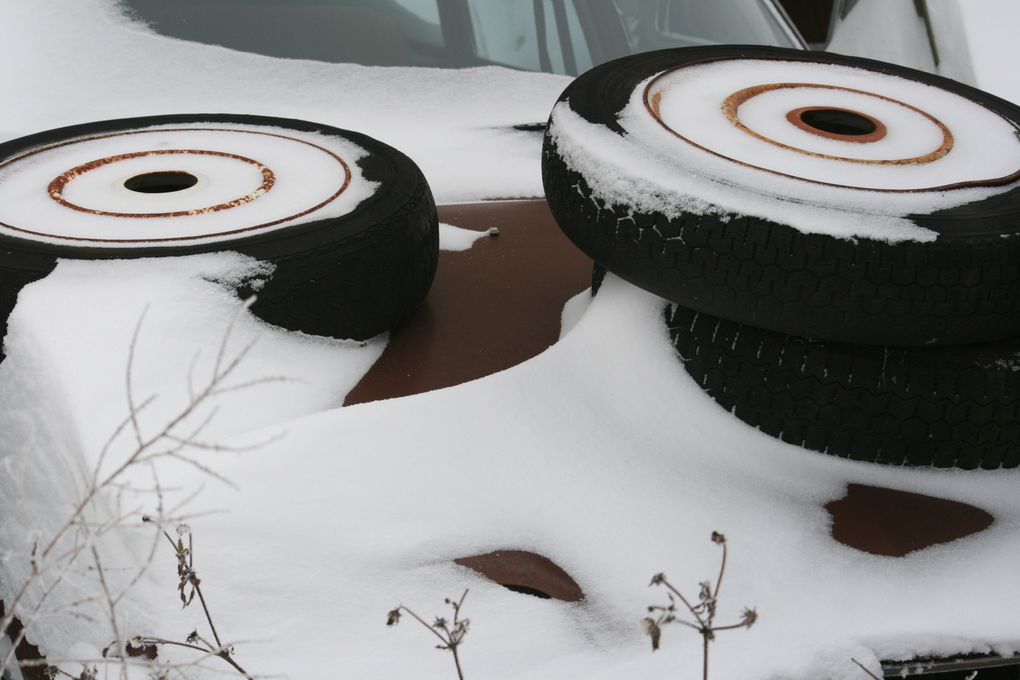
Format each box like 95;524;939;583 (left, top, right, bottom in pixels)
124;171;198;194
799;108;878;137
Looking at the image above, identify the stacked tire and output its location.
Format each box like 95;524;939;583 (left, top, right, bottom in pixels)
543;46;1020;470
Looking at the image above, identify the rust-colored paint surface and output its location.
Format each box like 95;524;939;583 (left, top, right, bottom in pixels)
826;483;994;557
455;550;585;602
344;199;592;405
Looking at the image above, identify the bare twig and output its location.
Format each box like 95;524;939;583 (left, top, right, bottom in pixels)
2;300;277;680
852;658;885;680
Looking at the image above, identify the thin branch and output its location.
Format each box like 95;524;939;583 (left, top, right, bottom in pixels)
852;658;885;680
2;302;281;680
125;306;151;448
210;375;299;396
91;546;128;680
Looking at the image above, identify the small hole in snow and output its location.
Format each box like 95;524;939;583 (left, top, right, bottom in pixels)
799;108;877;137
124;171;198;194
503;584;552;599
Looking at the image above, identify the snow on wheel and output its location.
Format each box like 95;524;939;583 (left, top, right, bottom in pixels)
542;46;1020;346
0;114;439;341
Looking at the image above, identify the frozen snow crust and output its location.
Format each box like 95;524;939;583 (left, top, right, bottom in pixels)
3;268;1020;680
543;46;1020;347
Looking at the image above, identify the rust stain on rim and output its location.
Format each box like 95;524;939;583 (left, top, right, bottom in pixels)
0;127;352;244
641;57;1020;192
719;82;952;164
47;149;277;218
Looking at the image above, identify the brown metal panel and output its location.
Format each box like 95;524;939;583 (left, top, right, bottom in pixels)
345;199;592;405
826;483;993;557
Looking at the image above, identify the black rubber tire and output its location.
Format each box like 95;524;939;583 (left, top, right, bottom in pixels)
542;45;1020;347
666;303;1020;470
0;113;439;346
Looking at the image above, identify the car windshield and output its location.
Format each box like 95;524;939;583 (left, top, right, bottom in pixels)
122;0;797;76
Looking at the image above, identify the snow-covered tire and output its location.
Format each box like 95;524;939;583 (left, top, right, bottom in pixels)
666;303;1020;470
542;46;1020;347
0;114;439;344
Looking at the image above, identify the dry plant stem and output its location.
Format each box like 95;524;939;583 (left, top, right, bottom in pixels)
389;590;469;680
1;300;269;678
156;529;222;649
142;637;253;680
146;526;253;680
713;539;727;602
644;533;756;680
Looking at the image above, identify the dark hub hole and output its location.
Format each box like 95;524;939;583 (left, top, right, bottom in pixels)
503;584;552;599
124;171;198;194
799;108;877;136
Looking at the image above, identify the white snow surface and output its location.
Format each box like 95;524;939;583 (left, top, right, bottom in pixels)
3;273;1020;680
0;0;570;203
955;0;1020;105
825;0;1020;106
0;252;386;671
827;0;939;76
0;123;376;246
438;222;488;252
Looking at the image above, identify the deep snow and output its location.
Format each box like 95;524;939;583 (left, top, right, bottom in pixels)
3;268;1020;680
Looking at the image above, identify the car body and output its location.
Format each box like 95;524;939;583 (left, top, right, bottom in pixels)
1;3;1018;680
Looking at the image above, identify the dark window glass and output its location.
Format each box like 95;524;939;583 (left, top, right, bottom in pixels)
122;0;796;75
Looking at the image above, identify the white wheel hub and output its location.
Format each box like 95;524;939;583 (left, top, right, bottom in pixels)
0;123;377;247
641;58;1020;191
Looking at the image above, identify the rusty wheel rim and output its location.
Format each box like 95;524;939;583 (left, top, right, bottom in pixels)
640;57;1020;192
47;149;277;218
0;126;353;244
717;82;953;165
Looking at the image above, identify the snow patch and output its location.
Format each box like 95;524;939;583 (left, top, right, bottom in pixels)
438;222;488;252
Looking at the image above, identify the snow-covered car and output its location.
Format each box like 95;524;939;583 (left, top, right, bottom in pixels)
2;3;1019;680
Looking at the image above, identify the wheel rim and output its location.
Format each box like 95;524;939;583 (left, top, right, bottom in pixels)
640;56;1020;192
0;123;370;246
